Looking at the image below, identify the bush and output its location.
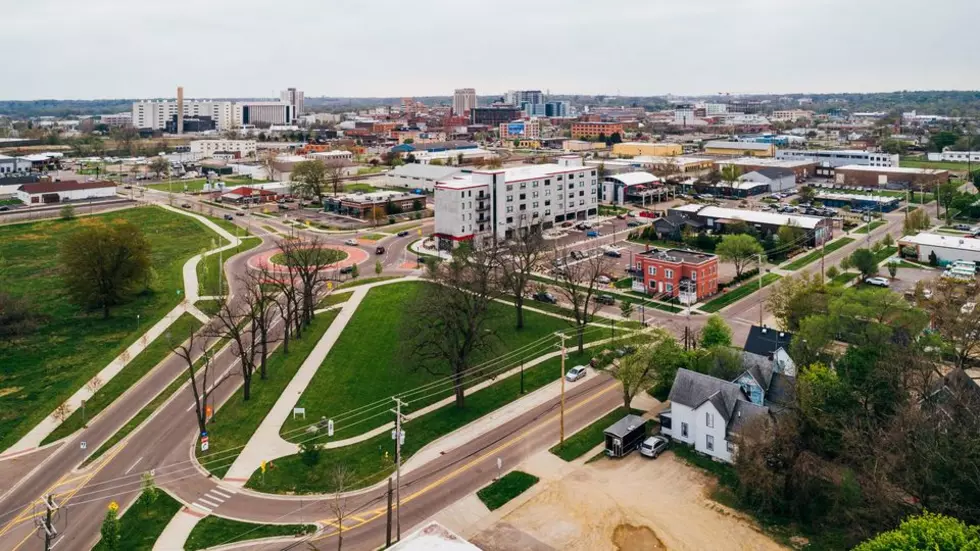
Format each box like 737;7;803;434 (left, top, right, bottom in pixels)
299;440;322;466
60;204;76;220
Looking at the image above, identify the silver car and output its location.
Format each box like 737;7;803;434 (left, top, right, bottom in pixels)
565;365;587;382
639;435;669;458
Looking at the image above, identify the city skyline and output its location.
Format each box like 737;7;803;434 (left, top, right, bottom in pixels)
4;0;980;100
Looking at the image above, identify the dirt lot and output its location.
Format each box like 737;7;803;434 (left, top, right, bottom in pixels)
471;451;785;551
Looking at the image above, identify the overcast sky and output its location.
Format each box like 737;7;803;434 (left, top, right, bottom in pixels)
4;0;980;100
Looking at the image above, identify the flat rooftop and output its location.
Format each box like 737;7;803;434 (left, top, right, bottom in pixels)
816;192;899;204
638;247;716;264
332;190;415;203
716;157;816;168
900;232;980;252
836;164;947;174
674;204;824;229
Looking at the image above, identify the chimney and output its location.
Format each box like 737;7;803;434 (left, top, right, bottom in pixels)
177;86;184;135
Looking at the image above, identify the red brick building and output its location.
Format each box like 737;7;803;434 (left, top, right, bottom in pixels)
634;248;719;304
571;122;624;140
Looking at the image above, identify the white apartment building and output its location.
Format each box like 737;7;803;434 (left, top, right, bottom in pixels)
771;109;813;122
280;88;305;120
776;149;899;167
189;140;257;158
453;88;477;116
100;112;132;126
132;100;234;131
928;151;980;163
703;103;728;116
307;150;353;163
433;156;598;249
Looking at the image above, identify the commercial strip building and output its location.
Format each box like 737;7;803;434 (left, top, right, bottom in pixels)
633;248;719;303
220;186;279;204
570;122;624;139
611;142;682;157
776;149;899;168
815;192;901;212
322;190;419;218
714;157;818;181
383;164;461;192
16;180;116;204
413;148;494;165
669;204;832;246
834;165;948;188
189;140;257;158
433;156;597;249
702;141;775;157
633;155;715;174
898;232;980;265
601;172;661;205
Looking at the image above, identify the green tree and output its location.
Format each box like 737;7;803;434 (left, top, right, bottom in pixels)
290;160;327;202
720;164;741;189
880;139;909;155
375;260;383;275
619;299;634;321
854;512;980;551
100;503;122;550
887;261;898;279
699;315;732;348
929;130;961;152
882;233;895;248
609;132;623;144
716;234;764;278
59;219;153;318
776;221;807;253
850;248;878;279
797;185;816;204
609;330;676;409
59;204;76;221
826;265;840;280
148;156;170;179
350;263;359;279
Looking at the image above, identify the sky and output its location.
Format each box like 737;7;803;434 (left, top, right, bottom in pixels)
4;0;980;100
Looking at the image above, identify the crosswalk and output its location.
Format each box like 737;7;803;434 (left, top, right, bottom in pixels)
189;486;236;514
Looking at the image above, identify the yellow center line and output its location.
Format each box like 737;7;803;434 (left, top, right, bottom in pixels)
313;381;618;542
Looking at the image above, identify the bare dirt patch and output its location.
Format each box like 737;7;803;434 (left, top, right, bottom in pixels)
613;524;665;551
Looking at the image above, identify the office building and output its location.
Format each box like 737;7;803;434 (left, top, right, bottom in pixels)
99;113;132;127
452;88;477;116
771;109;813;122
323;190;419;218
433;156;597;249
544;101;569;117
470;106;522;126
133;99;234;131
776;149;899;168
190;140;257;158
571;122;624;140
165;115;216;134
279;88;305;120
633;248;719;303
505;90;544;106
235;102;294;126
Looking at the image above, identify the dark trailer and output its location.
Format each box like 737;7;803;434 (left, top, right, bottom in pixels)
603;414;646;458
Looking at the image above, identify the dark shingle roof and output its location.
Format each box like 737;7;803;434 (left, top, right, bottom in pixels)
765;372;797;408
669;369;743;418
727;400;771;438
744;326;793;358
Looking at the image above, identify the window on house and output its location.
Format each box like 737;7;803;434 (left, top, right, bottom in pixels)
666;283;673;293
705;412;714;428
648;266;656;275
706;435;714;451
681;422;688;438
691;272;697;281
727;441;734;453
665;269;673;279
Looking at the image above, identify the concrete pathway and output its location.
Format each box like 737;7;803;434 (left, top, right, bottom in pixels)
153;507;206;551
1;205;245;457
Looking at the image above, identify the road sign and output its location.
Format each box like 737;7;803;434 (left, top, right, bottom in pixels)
293;407;306;420
200;434;209;452
80;441;87;450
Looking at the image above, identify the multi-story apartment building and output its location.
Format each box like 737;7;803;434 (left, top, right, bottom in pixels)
499;119;540;140
633;248;719;304
453;88;477;116
433;156;598;249
132;100;235;131
279;88;305;120
571;122;624;140
776;149;899;168
505;90;544;106
100;113;132;127
189;140;257;158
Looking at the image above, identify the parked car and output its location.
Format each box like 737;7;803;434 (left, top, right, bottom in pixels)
596;294;616;305
0;206;9;212
565;365;588;382
864;276;890;287
561;221;574;228
954;224;972;231
344;238;359;246
533;291;558;304
235;211;245;216
223;214;234;221
397;230;410;237
181;203;191;208
597;275;612;284
603;247;622;258
626;220;642;227
375;246;386;255
586;230;600;238
570;250;585;260
616;214;626;220
639;435;669;458
339;265;354;274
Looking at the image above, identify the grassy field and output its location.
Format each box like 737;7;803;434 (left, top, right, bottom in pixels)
249;349;596;494
477;471;540;511
197;237;262;297
267;248;346;268
92;491;182;551
186;517;315;551
0;206;216;451
197;311;339;478
337;275;403;288
43;313;202;444
279;282;584;442
549;407;644;461
700;273;781;313
900;157;976;172
854;220;886;234
873;246;899;265
529;275;682;313
195;299;222;317
0;198;22;206
782;238;855;271
358;233;388;241
146;178;209;193
344;183;378;193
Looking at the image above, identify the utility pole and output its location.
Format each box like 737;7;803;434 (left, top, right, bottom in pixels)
36;494;58;551
820;238;826;282
757;253;765;326
385;477;393;547
556;333;568;444
390;398;408;542
905;187;910;224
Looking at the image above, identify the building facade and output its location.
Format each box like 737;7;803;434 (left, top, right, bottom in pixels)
132;100;234;131
452;88;477;116
571;122;624;140
16;180;116;204
433;156;597;249
611;142;682;157
834;165;948;188
703;141;775;157
771;109;813;122
928;151;980;163
189;140;257;158
235;102;293;126
0;154;31;175
470;106;522;126
322;190;420;218
776;149;899;168
499;119;541;140
279;88;305;120
634;248;718;303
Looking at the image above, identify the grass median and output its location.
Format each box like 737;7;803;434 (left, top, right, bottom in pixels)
782;237;855;271
248;349;597;494
337;275;403;289
317;290;353;309
92;490;181;551
0;206;215;451
197;310;340;478
185;517;315;551
700;273;781;313
477;471;540;511
197;237;262;297
43;313;202;444
549;407;644;462
829;272;859;286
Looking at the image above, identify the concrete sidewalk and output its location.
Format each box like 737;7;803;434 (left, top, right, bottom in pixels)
153;508;205;551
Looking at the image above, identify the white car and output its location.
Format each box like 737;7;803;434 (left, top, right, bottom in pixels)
597;275;611;285
864;276;890;287
565;365;587;382
639;435;669;458
344;238;359;246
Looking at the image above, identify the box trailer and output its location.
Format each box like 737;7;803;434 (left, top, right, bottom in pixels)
604;414;646;458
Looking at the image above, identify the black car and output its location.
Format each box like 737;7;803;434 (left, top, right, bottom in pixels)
397;230;410;237
181;203;191;208
533;291;557;304
339;265;354;274
626;220;642;227
596;294;616;306
235;211;245;216
223;214;234;221
375;246;386;255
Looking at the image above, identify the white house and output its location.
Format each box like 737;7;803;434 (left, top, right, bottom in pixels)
16;180;117;204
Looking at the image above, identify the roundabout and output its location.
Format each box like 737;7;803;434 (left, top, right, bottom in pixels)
249;244;368;273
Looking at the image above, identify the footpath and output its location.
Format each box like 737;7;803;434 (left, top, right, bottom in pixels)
0;205;244;458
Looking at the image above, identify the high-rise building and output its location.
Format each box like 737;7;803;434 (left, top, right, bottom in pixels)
470;106;522;126
235;102;294;126
545;101;569;117
132;99;235;131
453;88;477;116
506;90;544;106
280;88;305;120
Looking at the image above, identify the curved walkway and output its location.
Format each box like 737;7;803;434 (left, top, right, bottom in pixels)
1;205;243;458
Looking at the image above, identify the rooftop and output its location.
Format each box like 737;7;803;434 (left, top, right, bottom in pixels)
638;247;716;264
634;155;713;166
605;172;660;186
674;204;824;230
900;232;980;252
332;190;416;204
19;180;116;193
604;414;646;438
816;192;900;204
389;164;462;179
744;325;793;358
704;141;774;151
836;164;947;174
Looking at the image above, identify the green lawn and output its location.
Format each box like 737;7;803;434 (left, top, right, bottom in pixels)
268;248;346;268
198;311;339;478
358;233;388;241
549;407;644;461
829;272;859;286
782;237;856;271
198;212;248;240
92;491;182;551
894;260;929;270
700;273;781;313
185;516;315;551
477;471;540;511
195;299;222;317
43;314;202;444
356;166;385;176
344;183;377;193
900;157;975;172
249;349;596;494
280;282;585;443
146;178;209;193
854;220;886;234
872;246;899;265
317;291;353;309
197;237;262;296
0;206;216;451
0;198;22;206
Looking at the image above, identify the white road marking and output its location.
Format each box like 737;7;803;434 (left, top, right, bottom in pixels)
198;497;221;508
191;502;213;514
210;487;234;499
125;456;143;475
203;492;224;503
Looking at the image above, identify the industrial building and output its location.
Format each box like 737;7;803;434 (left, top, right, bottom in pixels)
899;233;980;265
16;180;116;204
611;142;682;157
739;167;797;192
776;149;899;168
702;141;774;157
383;164;461;192
833;165;948;188
669;204;832;246
633;155;714;174
815;192;901;212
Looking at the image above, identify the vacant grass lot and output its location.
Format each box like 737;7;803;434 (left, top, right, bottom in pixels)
782;237;855;271
700;273;781;313
146;178;209;193
0;206;214;451
280;282;583;442
900;157;975;172
186;517;315;551
477;471;540;511
197;311;339;478
549;407;644;461
250;349;596;494
92;491;182;551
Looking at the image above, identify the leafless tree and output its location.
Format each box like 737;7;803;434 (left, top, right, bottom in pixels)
260;150;279;181
500;220;546;330
920;278;980;368
209;300;258;401
264;262;302;351
239;269;279;380
170;329;229;435
329;464;355;551
552;248;612;352
403;246;503;408
325;161;345;196
280;236;337;326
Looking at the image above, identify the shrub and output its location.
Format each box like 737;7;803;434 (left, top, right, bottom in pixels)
299;440;322;466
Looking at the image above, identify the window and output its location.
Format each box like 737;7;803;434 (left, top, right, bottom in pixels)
506;206;514;213
506;195;513;202
665;269;673;279
706;435;714;451
506;185;513;192
519;193;526;200
666;283;673;293
545;200;551;206
532;202;538;208
726;441;734;453
691;271;697;281
519;204;526;211
545;209;551;216
520;182;526;189
648;266;656;275
545;179;551;185
506;216;513;223
579;190;584;196
532;191;539;198
532;181;538;187
681;422;688;438
579;199;585;206
705;412;714;428
545;189;551;196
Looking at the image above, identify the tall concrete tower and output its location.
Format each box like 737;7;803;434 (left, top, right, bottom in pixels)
176;86;184;135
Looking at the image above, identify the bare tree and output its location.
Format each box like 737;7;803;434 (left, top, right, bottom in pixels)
264;262;302;352
260;150;279;181
403;246;502;408
170;329;228;435
500;220;546;330
210;300;258;401
552;248;612;352
329;464;354;551
920;277;980;368
239;269;279;380
325;160;345;196
281;236;338;326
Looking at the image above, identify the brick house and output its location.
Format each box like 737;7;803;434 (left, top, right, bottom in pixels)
634;248;719;304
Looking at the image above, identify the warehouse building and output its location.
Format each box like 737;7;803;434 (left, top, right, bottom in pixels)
834;165;948;189
383;164;462;192
611;142;683;157
899;233;980;265
702;141;775;157
815;192;901;212
16;180;116;204
669;204;832;246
